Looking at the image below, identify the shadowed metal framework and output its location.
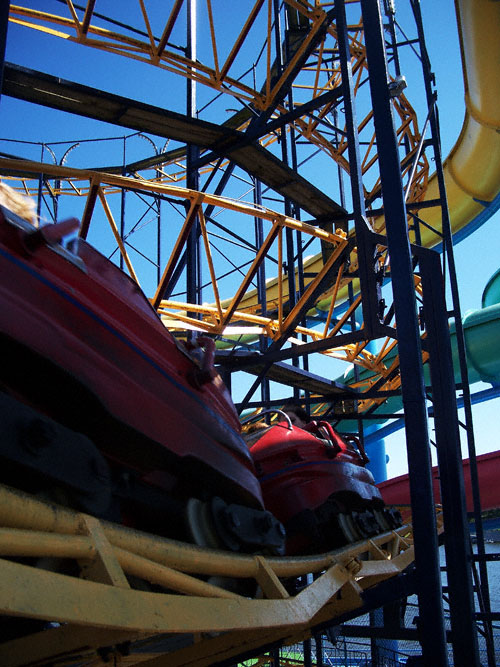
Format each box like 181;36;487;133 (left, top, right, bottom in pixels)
0;1;496;666
1;1;434;417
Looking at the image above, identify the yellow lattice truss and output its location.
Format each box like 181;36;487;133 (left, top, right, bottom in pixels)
0;152;425;416
8;2;428;209
3;1;433;416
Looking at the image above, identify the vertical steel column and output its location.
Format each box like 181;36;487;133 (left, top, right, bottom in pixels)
254;177;270;405
156;165;161;286
336;0;384;472
419;247;480;667
384;2;420;246
315;634;323;667
303;638;312;667
272;0;298;352
0;1;8;105
186;0;200;324
369;610;380;666
410;2;494;663
383;0;410;158
37;145;45;220
335;0;380;333
285;12;308;377
120;139;126;271
359;1;448;665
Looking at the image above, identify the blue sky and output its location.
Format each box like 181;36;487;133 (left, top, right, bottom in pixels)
1;1;499;480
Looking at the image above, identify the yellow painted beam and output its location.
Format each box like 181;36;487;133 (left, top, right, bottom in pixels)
0;485;440;666
0;558;350;633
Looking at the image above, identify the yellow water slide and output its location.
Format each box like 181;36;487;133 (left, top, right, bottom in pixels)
416;0;500;247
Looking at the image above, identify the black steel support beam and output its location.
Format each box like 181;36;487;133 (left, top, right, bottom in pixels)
335;0;381;336
190;84;343;174
255;188;271;406
272;0;300;391
1;63;346;221
411;1;492;662
419;246;480;666
247;324;394;364
185;0;200;330
220;355;354;396
359;1;448;664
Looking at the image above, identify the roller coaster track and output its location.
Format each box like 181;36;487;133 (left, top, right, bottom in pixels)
0;483;438;667
7;1;427;209
0;3;494;664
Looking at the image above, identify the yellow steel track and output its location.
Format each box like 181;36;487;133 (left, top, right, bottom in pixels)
0;484;439;667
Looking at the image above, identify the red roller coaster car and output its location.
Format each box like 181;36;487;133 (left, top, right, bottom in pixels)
247;410;402;554
0;203;284;554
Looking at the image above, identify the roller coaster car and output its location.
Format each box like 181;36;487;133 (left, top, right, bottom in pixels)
247;412;402;554
0;204;284;555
